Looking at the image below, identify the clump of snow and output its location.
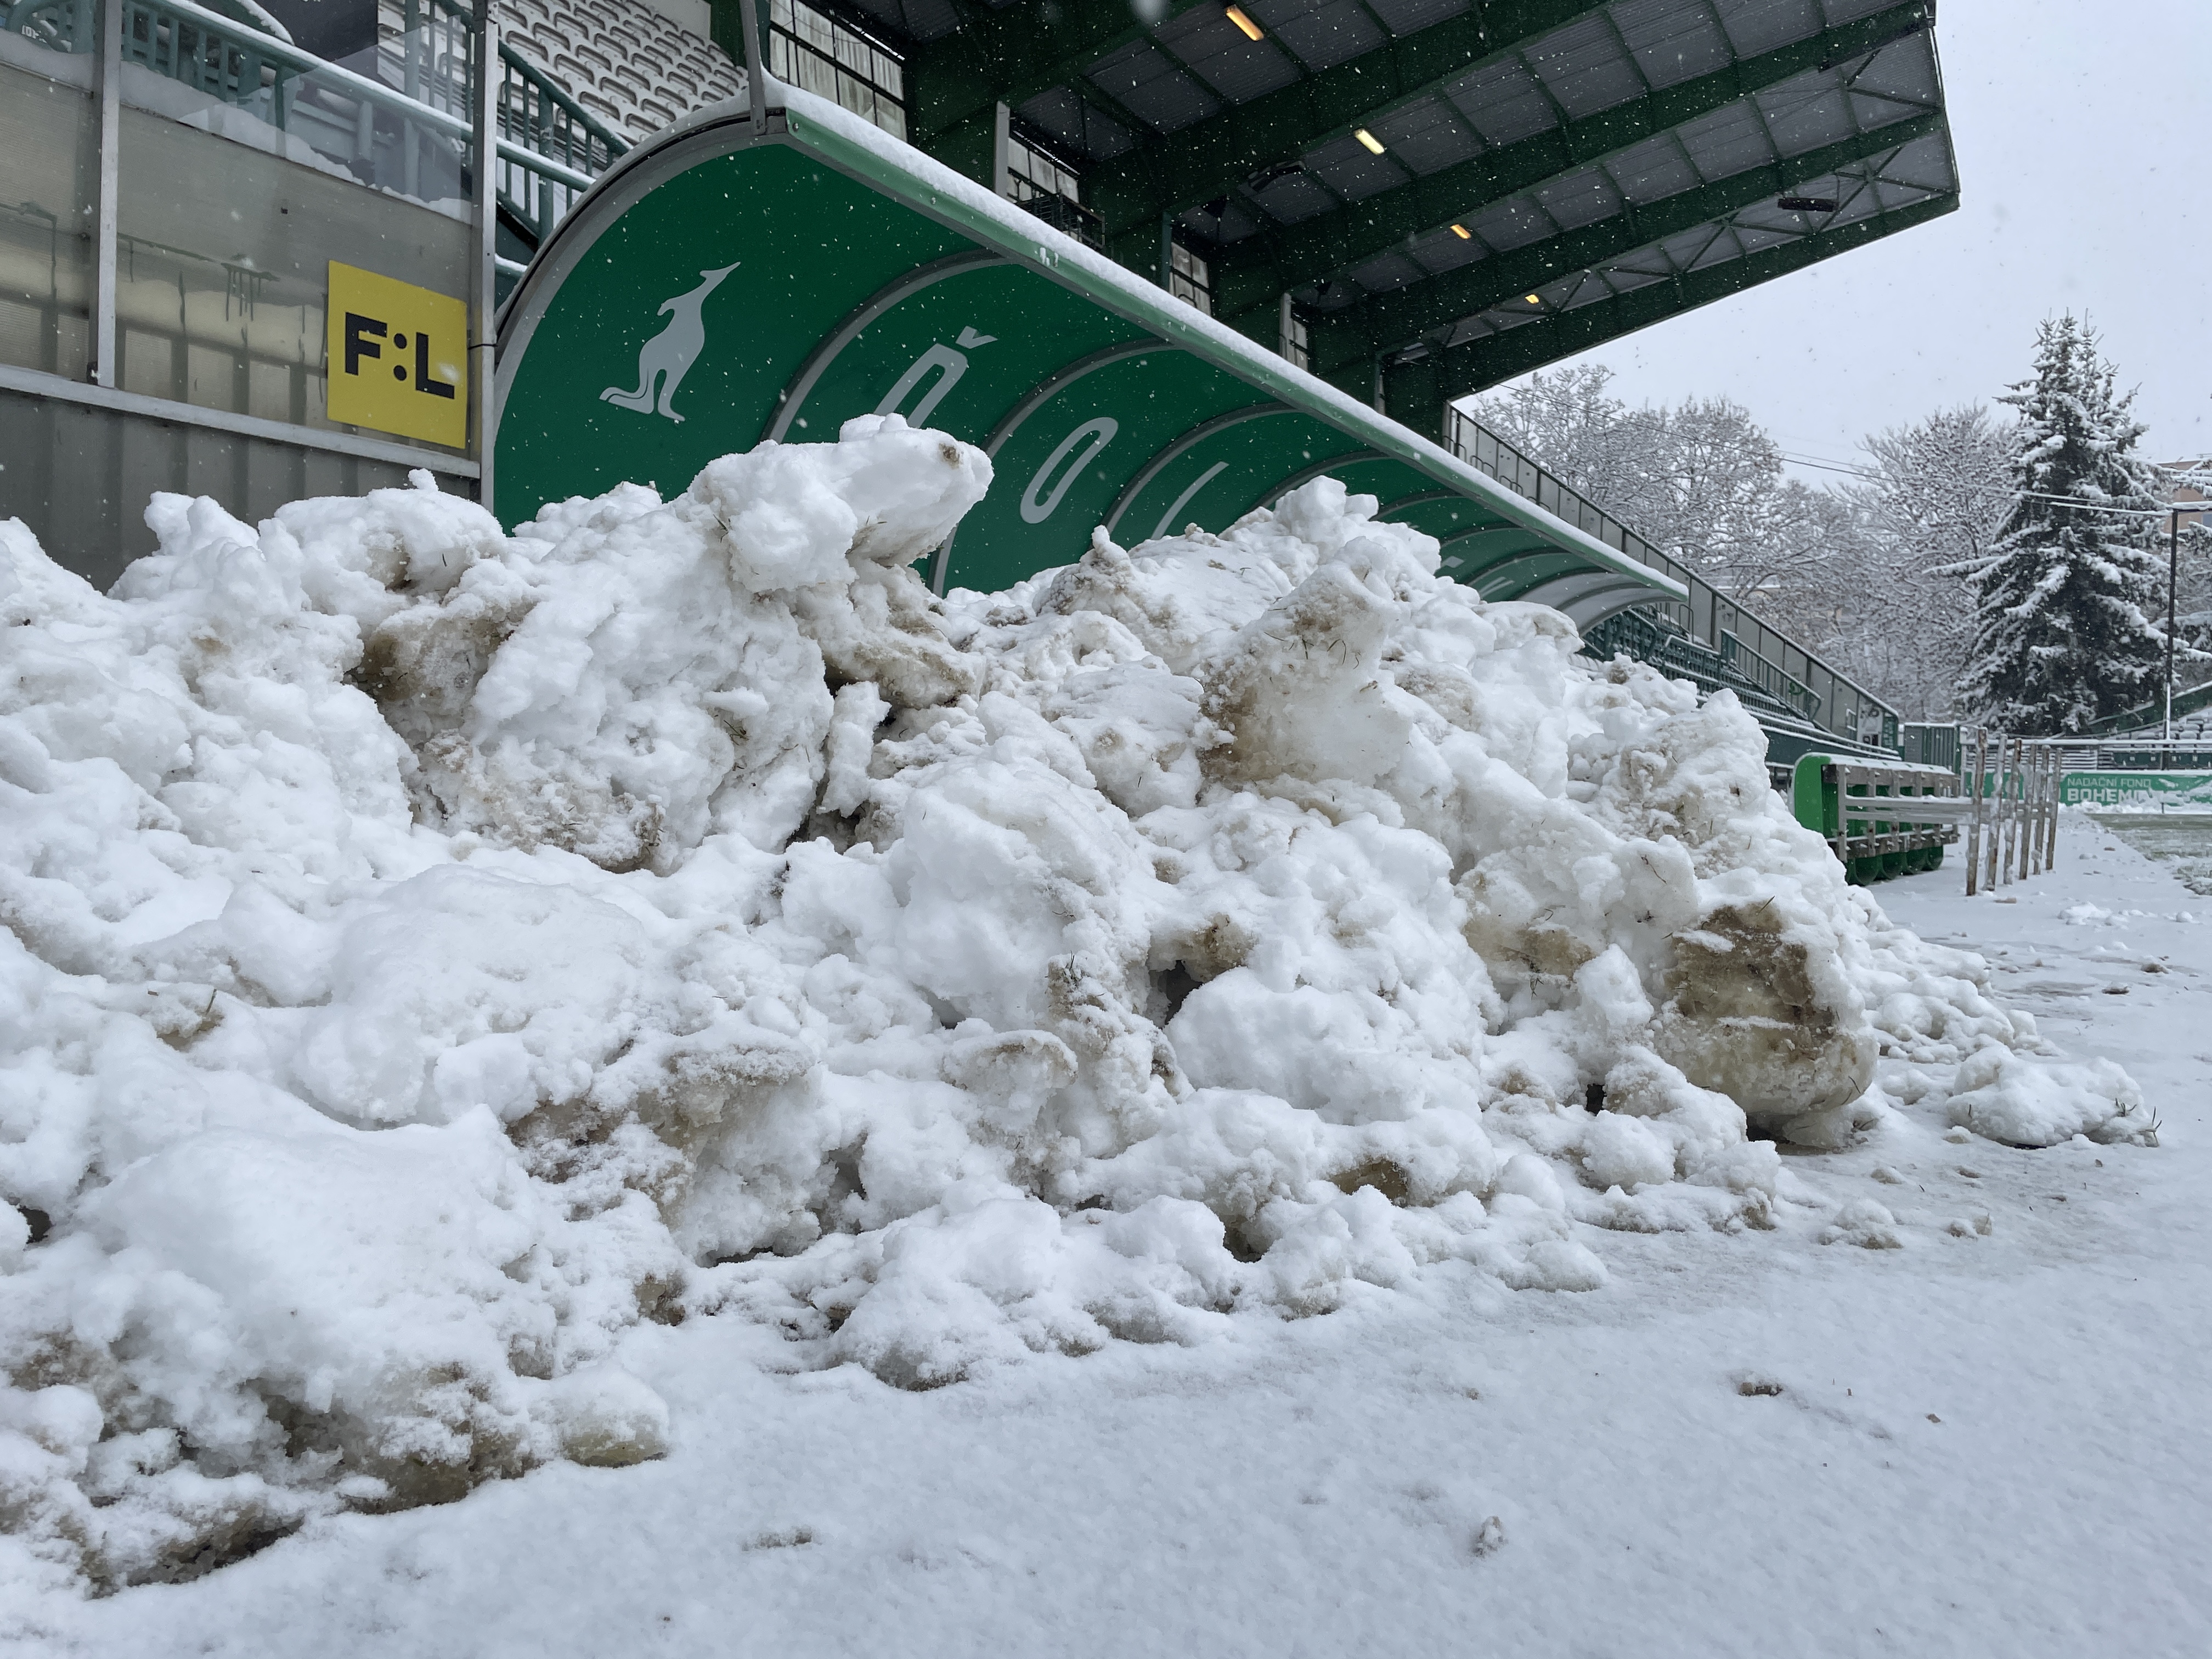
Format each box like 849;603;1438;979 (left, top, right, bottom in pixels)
0;416;2145;1588
1943;1049;2154;1148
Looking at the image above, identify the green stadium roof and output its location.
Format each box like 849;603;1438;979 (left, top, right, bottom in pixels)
776;0;1957;435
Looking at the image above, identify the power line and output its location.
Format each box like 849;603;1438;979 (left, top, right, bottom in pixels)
1778;449;2207;518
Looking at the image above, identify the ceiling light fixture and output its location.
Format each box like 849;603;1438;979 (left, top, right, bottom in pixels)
1224;4;1263;40
1523;294;1541;304
1354;128;1385;155
1450;223;1471;239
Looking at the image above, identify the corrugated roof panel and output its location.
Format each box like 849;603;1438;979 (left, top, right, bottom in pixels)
1613;0;1736;91
1450;59;1560;148
1687;226;1746;269
1364;0;1472;33
1524;15;1646;122
1848;87;1927;130
1848;34;1943;106
1598;263;1668;295
1870;178;1937;214
1607;132;1701;205
1826;186;1883;225
1676;100;1777;182
1533;165;1623;230
1157;7;1306;103
1304;133;1412;204
1711;0;1824;58
1555;271;1617;311
1821;0;1900;24
1373;95;1484;176
1656;222;1726;268
1462;194;1556;254
1409;224;1486;276
1350;249;1430;295
1085;41;1223;136
1762;85;1855;155
1878;132;1956;190
1731;224;1796;253
1260;0;1387;74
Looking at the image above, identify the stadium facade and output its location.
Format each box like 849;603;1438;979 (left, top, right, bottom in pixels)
0;0;1958;764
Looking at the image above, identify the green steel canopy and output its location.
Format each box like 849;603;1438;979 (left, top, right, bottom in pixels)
771;0;1959;431
493;84;1683;622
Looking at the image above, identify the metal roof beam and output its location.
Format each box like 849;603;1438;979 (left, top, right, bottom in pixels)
905;0;1211;140
1377;190;1959;432
1305;110;1946;379
1086;1;1609;244
1208;1;1933;324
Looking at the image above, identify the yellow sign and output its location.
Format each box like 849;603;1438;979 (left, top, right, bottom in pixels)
325;262;468;449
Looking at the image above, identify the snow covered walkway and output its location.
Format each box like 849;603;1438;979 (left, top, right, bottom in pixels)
9;822;2205;1658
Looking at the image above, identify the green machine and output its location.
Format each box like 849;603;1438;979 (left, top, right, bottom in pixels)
491;82;1683;620
1790;753;1963;884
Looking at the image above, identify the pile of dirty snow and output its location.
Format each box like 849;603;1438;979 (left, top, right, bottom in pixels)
0;415;2150;1590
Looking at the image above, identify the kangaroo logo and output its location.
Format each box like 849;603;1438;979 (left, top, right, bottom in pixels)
600;263;738;424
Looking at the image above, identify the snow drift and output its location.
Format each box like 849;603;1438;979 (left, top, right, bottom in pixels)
0;415;2151;1588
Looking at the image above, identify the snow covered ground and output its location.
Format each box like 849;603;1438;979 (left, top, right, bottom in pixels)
7;814;2204;1655
2;428;2202;1652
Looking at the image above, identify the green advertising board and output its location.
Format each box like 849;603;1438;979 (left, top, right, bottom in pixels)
491;87;1683;615
2062;772;2212;810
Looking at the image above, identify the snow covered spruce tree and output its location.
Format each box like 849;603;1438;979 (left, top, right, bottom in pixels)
1957;316;2166;732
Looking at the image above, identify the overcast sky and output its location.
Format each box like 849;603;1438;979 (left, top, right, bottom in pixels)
1482;0;2212;478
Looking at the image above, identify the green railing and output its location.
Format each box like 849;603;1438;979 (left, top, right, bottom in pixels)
413;0;627;255
4;0;93;53
1447;405;1895;749
1719;631;1821;724
1582;609;1808;724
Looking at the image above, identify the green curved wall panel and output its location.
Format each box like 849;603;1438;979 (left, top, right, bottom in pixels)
493;88;1681;622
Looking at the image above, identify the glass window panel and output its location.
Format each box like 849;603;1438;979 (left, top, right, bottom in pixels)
0;57;98;380
116;103;470;444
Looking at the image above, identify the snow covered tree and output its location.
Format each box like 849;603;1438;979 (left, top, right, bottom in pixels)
1465;367;1859;610
1956;317;2167;733
1812;405;2014;721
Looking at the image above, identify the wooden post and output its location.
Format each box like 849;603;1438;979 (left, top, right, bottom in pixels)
2026;747;2042;877
2038;747;2055;874
1966;726;1987;896
1993;736;2015;889
2007;737;2025;884
2047;746;2063;869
